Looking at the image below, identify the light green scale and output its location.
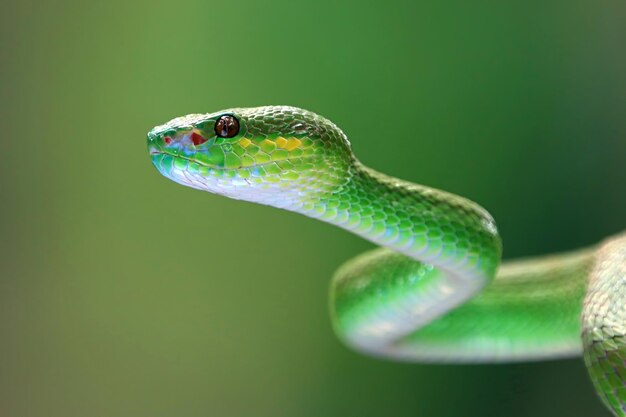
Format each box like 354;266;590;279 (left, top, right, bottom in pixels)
148;106;626;416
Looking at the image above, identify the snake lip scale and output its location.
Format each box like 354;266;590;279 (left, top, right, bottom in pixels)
148;105;626;417
151;148;320;172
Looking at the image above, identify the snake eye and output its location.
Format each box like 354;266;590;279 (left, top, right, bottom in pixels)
215;115;240;138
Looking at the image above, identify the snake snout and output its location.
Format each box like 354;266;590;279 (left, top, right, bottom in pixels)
147;126;191;155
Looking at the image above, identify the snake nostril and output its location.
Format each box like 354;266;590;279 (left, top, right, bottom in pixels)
164;136;173;145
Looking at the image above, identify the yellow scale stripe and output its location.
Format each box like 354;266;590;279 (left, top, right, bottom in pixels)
275;137;302;151
239;138;252;148
275;137;288;148
241;137;303;152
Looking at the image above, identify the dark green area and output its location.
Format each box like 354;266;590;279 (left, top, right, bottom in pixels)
1;0;625;416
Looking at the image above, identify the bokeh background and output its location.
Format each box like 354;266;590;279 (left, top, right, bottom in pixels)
1;0;625;416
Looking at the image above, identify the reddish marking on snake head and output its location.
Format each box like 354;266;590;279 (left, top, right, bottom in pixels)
164;136;173;145
191;131;207;146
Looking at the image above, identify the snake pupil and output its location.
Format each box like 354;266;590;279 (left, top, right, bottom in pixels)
215;115;239;138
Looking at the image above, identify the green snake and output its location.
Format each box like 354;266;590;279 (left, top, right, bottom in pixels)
147;106;626;416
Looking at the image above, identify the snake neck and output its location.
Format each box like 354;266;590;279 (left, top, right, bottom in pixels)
299;160;502;282
296;159;502;352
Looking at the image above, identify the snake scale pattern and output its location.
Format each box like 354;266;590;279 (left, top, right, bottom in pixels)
148;106;626;416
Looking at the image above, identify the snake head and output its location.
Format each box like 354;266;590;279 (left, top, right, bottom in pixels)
148;106;354;208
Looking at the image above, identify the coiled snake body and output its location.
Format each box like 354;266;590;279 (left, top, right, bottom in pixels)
148;106;626;416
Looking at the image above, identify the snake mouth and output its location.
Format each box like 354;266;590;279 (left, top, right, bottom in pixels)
150;149;317;171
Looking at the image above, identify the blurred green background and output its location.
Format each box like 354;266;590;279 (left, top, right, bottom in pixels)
1;0;625;416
